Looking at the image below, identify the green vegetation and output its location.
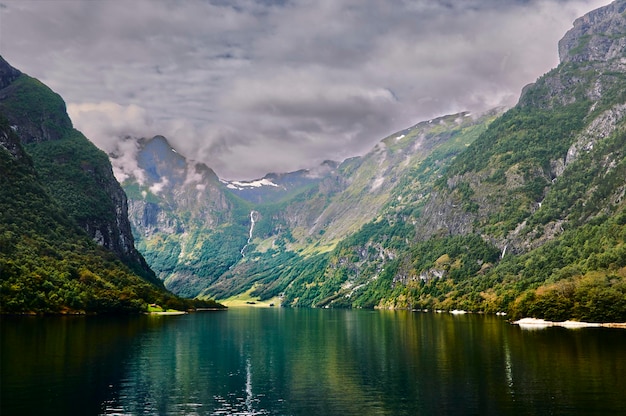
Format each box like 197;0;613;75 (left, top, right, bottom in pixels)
447;101;590;177
192;113;496;303
0;73;73;142
6;19;621;324
212;54;626;323
128;184;252;297
0;118;222;313
0;65;225;314
26;130;117;223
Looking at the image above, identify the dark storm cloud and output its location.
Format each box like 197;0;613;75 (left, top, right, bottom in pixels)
0;0;610;180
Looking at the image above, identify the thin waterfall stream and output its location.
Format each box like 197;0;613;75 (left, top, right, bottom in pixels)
240;210;257;257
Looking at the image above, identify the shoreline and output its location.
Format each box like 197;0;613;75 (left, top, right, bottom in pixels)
513;317;626;329
146;311;187;316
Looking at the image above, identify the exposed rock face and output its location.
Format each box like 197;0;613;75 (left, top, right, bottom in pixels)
558;0;626;65
520;1;626;110
126;135;232;237
565;103;626;166
0;116;29;161
0;56;21;89
416;0;626;254
122;135;241;294
0;56;158;284
417;190;477;239
87;165;155;279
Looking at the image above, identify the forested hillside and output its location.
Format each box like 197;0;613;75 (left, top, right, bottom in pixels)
0;57;222;313
265;1;626;321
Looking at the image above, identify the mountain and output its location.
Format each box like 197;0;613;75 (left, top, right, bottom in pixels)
121;135;251;297
214;110;500;304
0;57;156;282
124;109;499;300
221;161;339;205
273;0;626;319
123;1;625;322
0;57;221;313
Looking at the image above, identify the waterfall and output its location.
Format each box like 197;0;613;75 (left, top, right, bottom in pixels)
501;244;507;259
240;210;257;257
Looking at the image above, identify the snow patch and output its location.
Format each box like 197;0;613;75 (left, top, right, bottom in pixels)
225;178;280;190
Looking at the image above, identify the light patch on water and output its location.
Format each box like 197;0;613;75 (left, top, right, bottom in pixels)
210;358;269;416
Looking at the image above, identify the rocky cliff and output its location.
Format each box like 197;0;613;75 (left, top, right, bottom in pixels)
122;108;497;299
558;0;626;65
415;0;626;256
219;1;626;318
122;135;247;296
2;111;220;313
0;56;158;285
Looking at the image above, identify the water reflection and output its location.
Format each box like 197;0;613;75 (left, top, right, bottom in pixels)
1;315;169;415
2;310;626;415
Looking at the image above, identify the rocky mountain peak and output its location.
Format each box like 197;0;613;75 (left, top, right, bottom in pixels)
558;0;626;65
135;135;219;185
0;56;21;89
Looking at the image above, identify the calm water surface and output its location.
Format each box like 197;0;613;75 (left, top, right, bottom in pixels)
2;308;626;415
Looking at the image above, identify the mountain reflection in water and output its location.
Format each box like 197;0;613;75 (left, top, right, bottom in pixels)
2;309;625;415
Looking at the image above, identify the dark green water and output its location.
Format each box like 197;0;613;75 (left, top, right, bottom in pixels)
2;308;625;415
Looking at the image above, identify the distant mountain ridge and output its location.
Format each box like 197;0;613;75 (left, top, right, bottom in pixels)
123;108;499;300
221;160;340;204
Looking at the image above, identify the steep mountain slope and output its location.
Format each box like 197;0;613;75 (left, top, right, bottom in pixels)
122;135;250;297
125;109;497;299
123;1;625;322
0;57;221;313
418;0;626;251
223;112;499;306
274;0;626;319
0;115;214;313
0;56;155;283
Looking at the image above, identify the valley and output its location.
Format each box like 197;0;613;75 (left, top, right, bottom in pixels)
1;1;625;323
120;2;626;322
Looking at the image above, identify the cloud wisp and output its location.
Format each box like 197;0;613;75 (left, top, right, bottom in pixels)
0;0;611;180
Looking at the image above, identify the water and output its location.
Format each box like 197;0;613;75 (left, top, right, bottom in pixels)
2;308;625;415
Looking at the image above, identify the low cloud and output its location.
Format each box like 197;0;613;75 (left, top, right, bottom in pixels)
67;102;157;183
149;177;169;195
1;0;612;179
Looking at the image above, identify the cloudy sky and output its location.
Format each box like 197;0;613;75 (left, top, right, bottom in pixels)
0;0;611;180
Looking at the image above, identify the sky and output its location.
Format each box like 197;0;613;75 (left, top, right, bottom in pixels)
0;0;611;181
